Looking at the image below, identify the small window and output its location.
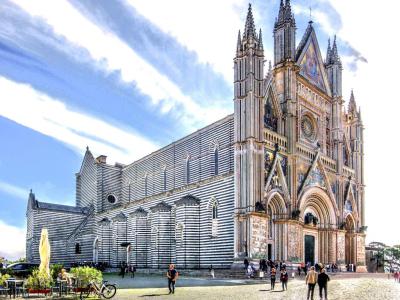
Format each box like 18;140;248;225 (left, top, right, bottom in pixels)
212;203;218;219
163;168;167;191
107;194;116;204
186;158;190;184
75;243;81;254
214;149;219;176
144;175;148;197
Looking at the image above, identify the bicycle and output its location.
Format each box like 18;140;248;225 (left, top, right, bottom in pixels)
81;280;117;299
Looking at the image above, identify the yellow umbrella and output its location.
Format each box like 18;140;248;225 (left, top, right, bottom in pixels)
39;228;51;276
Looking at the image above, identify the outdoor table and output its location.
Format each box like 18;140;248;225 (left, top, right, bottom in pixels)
6;279;24;299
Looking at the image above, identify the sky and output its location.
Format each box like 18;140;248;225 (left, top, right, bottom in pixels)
0;0;399;260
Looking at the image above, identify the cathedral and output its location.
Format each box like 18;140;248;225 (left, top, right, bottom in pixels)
26;1;367;271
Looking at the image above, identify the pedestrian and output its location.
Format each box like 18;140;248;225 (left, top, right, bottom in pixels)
317;268;330;300
209;265;215;279
393;271;398;283
270;267;276;291
167;264;178;294
120;263;126;278
280;269;288;291
305;266;317;300
244;258;249;270
298;265;301;276
130;264;136;278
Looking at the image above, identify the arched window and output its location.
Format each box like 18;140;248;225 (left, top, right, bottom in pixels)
144;175;148;197
163;167;167;191
186;158;190;184
75;242;81;254
208;197;219;237
213;148;219;176
212;202;218;219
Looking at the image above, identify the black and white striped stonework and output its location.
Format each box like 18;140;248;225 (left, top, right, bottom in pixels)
27;115;235;268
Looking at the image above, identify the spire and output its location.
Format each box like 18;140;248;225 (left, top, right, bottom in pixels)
326;38;331;64
348;89;357;114
277;0;285;24
258;28;263;49
244;3;256;39
284;0;292;21
236;30;242;53
331;35;341;64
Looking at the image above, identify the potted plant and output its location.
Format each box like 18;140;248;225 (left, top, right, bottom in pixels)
70;266;102;293
26;269;52;295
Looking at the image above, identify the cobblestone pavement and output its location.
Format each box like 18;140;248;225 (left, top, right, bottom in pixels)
114;277;400;300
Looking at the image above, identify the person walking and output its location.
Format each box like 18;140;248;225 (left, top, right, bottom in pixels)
280;269;288;291
167;264;178;294
130;264;136;278
317;268;330;300
305;266;318;300
120;263;126;279
270;267;276;291
209;265;215;279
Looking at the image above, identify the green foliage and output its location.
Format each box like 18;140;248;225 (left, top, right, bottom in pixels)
0;274;11;286
50;264;64;281
26;269;53;289
70;266;102;288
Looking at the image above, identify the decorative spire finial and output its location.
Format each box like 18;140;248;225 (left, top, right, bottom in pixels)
236;30;242;53
244;3;256;39
258;28;263;49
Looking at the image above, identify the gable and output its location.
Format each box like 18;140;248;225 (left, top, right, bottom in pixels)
298;152;336;204
297;28;330;95
264;151;290;202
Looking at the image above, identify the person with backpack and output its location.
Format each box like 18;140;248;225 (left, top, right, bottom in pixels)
280;269;289;291
317;268;330;300
305;266;317;300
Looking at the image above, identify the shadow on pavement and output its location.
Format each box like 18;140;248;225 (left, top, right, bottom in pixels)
139;293;170;297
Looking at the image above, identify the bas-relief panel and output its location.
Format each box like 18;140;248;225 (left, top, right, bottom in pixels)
250;215;268;256
288;223;301;259
337;233;345;262
300;41;325;91
356;235;366;264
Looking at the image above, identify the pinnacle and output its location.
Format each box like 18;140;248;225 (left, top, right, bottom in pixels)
244;3;256;39
258;28;263;49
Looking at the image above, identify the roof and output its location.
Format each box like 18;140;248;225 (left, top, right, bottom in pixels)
34;200;88;214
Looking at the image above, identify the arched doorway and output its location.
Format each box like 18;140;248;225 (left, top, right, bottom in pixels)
265;192;287;261
345;214;356;267
298;187;339;265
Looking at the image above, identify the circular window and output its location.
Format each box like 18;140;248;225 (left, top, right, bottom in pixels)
301;115;317;141
107;194;117;204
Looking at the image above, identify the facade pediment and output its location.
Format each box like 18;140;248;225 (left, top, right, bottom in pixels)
296;25;331;96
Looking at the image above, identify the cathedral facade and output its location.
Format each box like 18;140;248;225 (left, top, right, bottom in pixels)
26;1;367;271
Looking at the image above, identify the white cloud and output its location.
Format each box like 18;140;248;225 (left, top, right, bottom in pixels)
326;0;400;246
0;181;27;200
0;220;26;261
0;77;158;164
124;0;265;83
11;0;229;131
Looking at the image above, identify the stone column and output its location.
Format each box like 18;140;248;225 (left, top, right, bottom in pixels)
355;233;367;272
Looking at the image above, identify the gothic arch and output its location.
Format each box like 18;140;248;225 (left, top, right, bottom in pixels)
264;80;283;134
265;191;287;215
298;186;338;227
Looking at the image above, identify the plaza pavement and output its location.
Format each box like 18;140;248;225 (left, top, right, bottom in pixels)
105;273;400;300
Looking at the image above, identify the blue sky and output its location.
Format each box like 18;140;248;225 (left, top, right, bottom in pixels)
0;0;398;259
